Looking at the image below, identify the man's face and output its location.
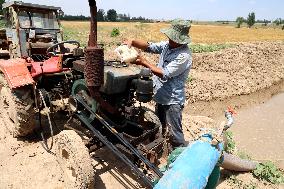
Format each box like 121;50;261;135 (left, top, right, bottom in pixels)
169;39;182;49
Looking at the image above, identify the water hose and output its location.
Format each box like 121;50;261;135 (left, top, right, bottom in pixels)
220;152;258;172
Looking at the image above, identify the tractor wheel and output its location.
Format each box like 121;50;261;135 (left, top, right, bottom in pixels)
0;74;36;137
54;130;94;189
143;108;162;128
142;107;162;139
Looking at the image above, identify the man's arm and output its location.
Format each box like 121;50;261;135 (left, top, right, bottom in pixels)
135;55;164;78
125;39;167;54
124;39;149;51
134;53;191;79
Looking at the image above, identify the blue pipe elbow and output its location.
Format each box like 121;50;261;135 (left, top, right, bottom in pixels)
154;135;223;189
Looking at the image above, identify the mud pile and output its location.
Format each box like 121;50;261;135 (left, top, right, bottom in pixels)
187;41;284;103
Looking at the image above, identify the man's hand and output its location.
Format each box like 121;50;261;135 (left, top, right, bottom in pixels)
134;55;146;66
131;54;164;78
122;39;149;51
123;39;133;48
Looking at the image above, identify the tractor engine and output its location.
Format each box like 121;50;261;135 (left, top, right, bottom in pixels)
71;59;157;140
68;2;164;177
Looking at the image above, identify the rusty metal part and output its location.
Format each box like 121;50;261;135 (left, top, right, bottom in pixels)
88;0;98;47
85;0;103;87
137;137;165;165
72;59;85;73
73;48;84;57
84;0;117;114
0;58;34;88
85;0;104;87
84;47;104;87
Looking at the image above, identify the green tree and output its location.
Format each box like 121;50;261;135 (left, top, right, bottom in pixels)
236;17;245;28
263;19;269;26
273;18;282;26
0;0;5;15
117;13;130;22
97;9;105;21
107;9;117;22
247;12;256;28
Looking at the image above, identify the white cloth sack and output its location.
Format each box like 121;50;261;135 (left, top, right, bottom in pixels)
114;45;138;63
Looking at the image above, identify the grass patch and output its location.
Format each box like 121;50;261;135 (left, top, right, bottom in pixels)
224;131;236;154
253;161;284;184
227;175;258;189
227;175;243;187
187;75;195;83
0;20;5;28
111;28;120;37
189;43;235;53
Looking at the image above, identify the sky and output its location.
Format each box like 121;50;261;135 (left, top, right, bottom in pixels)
16;0;284;21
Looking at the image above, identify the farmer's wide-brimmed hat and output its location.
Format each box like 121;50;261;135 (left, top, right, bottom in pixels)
161;19;191;45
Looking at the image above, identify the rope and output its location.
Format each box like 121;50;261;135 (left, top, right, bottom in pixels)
38;89;54;152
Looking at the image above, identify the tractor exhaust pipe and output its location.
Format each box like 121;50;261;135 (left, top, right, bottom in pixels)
84;0;116;114
87;0;98;47
84;0;104;88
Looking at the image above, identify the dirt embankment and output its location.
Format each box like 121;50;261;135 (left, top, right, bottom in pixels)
188;42;284;103
186;41;284;117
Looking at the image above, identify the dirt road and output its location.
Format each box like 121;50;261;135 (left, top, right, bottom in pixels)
0;119;66;188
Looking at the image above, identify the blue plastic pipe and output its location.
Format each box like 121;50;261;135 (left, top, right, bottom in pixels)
154;135;223;189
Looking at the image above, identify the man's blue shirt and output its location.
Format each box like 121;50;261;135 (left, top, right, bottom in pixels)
146;41;192;105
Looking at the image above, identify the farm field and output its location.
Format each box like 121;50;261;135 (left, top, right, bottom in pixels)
62;21;284;46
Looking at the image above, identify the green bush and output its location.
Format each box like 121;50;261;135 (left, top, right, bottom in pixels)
111;28;120;37
224;131;236;154
189;43;234;53
0;20;5;28
253;161;284;184
236;17;245;28
187;75;195;83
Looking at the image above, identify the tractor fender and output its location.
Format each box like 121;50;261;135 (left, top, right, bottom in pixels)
0;58;34;89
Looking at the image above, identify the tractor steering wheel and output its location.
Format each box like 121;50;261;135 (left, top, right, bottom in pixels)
47;40;81;56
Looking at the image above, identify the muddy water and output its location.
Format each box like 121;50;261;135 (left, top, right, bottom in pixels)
231;93;284;165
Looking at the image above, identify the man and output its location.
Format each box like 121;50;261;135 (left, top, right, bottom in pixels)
125;19;192;147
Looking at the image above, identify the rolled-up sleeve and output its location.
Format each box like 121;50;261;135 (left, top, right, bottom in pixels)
145;41;168;54
162;53;191;80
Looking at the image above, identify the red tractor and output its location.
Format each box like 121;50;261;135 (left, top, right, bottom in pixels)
0;1;85;137
0;2;96;188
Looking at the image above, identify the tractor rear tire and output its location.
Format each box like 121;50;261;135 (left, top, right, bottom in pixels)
0;74;36;137
143;107;162;137
143;108;162;128
54;130;95;189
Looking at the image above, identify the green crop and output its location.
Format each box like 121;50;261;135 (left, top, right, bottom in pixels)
111;28;120;37
224;131;236;154
189;43;235;53
253;161;284;184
